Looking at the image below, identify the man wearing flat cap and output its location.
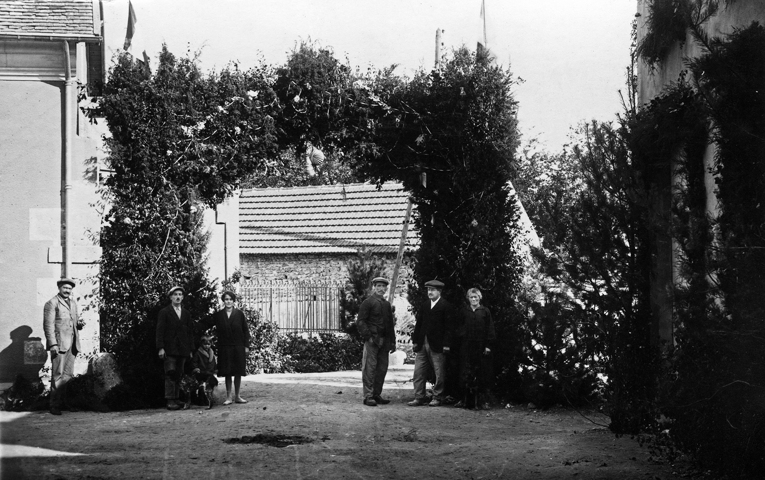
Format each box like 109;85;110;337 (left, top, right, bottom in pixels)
408;279;457;407
156;286;195;410
357;277;396;406
43;278;84;415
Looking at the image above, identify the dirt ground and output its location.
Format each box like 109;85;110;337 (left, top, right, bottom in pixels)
0;365;697;480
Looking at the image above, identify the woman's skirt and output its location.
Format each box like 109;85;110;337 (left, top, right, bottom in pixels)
217;345;247;376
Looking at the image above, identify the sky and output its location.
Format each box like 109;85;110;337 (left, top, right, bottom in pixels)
102;0;638;152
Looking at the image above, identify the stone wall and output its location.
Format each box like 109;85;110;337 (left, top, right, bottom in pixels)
240;252;410;295
241;253;355;283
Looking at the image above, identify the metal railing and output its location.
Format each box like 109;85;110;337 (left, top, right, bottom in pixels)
238;280;343;332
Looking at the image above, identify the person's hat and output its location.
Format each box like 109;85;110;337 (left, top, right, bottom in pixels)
424;279;445;289
221;290;237;301
167;286;185;297
371;277;390;286
57;278;75;288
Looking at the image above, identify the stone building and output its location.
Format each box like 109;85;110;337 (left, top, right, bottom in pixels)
238;182;416;292
0;0;104;383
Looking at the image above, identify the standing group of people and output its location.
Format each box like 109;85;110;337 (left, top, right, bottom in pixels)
43;276;494;415
156;287;251;410
42;279;253;415
358;278;496;410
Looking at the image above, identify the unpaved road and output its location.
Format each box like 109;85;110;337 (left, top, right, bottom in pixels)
1;366;689;479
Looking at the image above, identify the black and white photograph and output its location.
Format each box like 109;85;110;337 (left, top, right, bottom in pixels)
1;0;764;478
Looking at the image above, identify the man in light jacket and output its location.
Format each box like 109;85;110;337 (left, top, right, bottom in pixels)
43;278;84;415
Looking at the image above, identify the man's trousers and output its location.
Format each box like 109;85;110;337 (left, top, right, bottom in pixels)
361;338;389;400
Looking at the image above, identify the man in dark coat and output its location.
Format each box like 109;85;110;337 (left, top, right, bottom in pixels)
408;279;457;407
156;286;195;410
356;277;396;407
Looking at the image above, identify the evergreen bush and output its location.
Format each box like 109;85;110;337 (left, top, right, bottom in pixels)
360;47;526;402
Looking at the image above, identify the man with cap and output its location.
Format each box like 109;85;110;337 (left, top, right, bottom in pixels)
408;279;457;407
156;285;195;410
357;277;396;406
43;278;84;415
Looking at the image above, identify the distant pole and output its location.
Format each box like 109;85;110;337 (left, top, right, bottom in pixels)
477;0;488;56
388;198;414;301
435;28;443;68
481;0;487;48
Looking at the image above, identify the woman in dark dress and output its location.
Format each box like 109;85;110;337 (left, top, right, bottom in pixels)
201;291;251;405
455;288;496;410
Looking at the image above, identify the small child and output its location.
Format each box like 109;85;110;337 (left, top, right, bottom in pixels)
192;336;219;409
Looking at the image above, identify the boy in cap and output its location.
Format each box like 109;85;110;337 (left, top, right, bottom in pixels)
408;279;457;406
357;277;396;406
156;286;195;410
43;278;84;415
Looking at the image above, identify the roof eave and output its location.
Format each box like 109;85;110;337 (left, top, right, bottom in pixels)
0;32;101;44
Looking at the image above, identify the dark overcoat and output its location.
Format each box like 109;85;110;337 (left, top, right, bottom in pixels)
202;308;250;347
357;294;395;347
412;297;457;353
156;305;194;356
457;305;496;351
200;308;251;376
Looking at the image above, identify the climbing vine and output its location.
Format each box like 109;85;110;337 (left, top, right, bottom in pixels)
637;0;739;65
631;21;765;477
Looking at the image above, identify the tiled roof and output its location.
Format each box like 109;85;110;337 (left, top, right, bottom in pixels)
0;0;98;38
240;183;418;255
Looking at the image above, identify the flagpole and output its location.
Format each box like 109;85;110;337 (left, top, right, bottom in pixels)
481;0;487;47
435;28;442;68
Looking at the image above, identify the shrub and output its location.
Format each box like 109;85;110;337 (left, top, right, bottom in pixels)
243;307;286;374
518;299;604;409
0;375;45;412
279;333;363;373
64;373;109;412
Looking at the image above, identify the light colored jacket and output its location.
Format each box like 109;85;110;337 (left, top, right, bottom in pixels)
43;294;81;353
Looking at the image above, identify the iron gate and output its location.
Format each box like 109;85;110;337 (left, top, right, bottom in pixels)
238;280;343;332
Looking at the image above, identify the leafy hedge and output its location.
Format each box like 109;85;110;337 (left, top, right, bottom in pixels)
87;47;281;406
278;333;363;373
241;305;363;374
